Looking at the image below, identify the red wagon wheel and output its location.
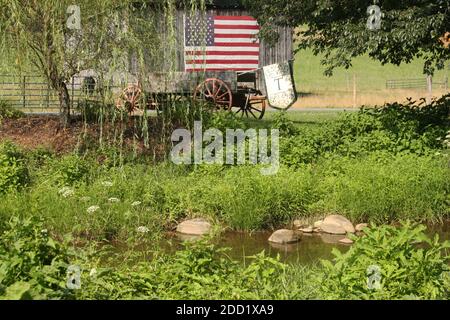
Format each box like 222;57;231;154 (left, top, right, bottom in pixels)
115;83;142;113
193;78;233;110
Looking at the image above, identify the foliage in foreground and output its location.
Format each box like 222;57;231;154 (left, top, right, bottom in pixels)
0;217;75;300
321;222;450;300
0;218;448;300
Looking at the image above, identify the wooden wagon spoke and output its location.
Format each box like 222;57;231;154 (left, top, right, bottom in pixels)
205;83;213;97
248;108;258;119
214;83;224;98
216;91;229;100
249;106;262;112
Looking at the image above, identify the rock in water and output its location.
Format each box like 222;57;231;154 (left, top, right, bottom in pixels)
320;233;346;244
314;220;323;228
323;215;355;233
176;218;212;236
320;222;346;235
268;229;300;244
299;227;314;233
355;223;368;232
339;237;354;244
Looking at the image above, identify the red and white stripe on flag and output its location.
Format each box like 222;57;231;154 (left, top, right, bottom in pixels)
184;15;260;72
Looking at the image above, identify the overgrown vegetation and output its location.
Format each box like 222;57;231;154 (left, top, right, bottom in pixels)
0;141;29;194
279;94;450;168
0;218;447;300
0;100;24;120
0;96;449;237
0;93;449;300
321;222;450;300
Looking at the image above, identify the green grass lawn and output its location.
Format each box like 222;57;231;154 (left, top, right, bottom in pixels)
294;49;450;94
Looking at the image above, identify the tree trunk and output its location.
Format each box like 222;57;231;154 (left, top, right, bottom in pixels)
58;81;70;127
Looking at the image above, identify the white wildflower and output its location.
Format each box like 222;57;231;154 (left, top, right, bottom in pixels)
89;268;97;278
87;205;100;213
58;187;74;198
131;201;142;207
80;196;91;202
136;226;149;233
101;181;113;187
108;197;120;203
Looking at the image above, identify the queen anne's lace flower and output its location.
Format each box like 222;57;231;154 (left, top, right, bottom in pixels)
108;197;120;203
58;187;74;198
87;205;100;214
136;226;149;233
131;201;142;207
101;181;113;187
89;268;97;278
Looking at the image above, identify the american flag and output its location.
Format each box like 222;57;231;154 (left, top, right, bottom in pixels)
184;14;260;71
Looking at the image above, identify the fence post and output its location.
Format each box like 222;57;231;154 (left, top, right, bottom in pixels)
22;75;26;109
71;76;75;113
46;81;50;109
426;75;432;103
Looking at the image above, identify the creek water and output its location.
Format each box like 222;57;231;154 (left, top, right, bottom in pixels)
166;222;450;265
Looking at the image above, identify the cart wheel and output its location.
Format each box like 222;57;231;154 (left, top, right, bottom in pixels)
115;84;142;113
193;78;233;110
235;92;266;120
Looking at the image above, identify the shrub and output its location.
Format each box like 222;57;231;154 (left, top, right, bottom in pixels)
48;154;92;186
271;111;298;136
279;94;450;168
0;142;29;193
205;110;247;132
0;217;75;300
77;99;117;123
0;100;24;119
320;222;450;299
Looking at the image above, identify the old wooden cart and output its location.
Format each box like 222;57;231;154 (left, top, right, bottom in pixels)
115;69;267;119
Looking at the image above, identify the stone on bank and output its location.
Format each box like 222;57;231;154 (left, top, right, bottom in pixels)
176;218;212;236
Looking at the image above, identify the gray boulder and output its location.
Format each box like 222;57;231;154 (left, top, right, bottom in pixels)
268;229;301;244
323;215;355;233
176;218;212;236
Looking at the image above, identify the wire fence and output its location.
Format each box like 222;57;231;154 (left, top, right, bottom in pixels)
386;77;448;90
0;74;124;113
0;73;449;112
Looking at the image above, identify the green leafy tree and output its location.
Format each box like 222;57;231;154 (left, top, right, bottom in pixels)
244;0;449;75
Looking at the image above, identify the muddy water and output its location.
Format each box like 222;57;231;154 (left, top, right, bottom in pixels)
171;231;349;264
168;222;450;265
